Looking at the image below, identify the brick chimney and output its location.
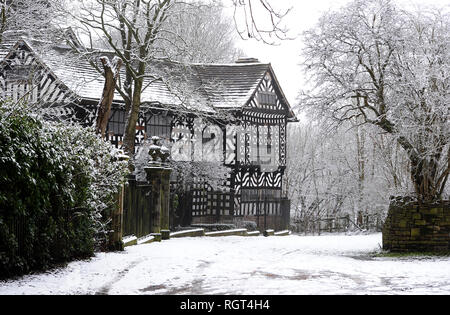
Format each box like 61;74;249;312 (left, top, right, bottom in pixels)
235;57;260;64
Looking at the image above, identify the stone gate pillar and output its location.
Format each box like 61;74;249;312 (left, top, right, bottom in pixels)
145;166;163;234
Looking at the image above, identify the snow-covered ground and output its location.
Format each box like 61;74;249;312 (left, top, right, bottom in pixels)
1;233;449;295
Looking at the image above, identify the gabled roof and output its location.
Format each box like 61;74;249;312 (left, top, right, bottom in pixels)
192;62;270;109
1;33;297;120
42;46;186;109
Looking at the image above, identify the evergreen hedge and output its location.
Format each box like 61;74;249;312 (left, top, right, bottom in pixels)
0;101;128;279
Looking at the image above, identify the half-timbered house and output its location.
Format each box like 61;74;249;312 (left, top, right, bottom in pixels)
0;31;297;231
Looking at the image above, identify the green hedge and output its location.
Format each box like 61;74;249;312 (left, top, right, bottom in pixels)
0;102;128;279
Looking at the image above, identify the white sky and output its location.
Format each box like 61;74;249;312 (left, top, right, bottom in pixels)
228;0;450;107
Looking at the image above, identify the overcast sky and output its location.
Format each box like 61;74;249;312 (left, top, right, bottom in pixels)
227;0;450;107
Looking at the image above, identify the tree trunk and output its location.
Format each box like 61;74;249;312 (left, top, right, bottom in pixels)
96;56;123;138
122;78;143;157
410;156;444;202
378;120;447;202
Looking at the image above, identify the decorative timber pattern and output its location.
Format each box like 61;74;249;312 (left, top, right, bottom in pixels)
248;72;285;112
1;43;68;102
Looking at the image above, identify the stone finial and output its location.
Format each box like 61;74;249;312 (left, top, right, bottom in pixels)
148;136;171;164
160;146;170;162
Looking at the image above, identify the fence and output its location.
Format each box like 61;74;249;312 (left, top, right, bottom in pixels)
292;213;383;235
4;215;26;258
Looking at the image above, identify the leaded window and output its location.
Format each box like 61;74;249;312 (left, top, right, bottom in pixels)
146;114;172;140
107;109;126;135
258;91;277;106
241;188;281;202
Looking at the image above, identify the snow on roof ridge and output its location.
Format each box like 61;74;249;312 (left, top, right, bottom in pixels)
191;61;269;67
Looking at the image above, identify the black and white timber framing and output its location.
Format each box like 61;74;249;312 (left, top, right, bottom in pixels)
0;32;297;230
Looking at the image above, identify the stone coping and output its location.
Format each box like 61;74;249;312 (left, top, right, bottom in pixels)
274;230;290;236
205;229;248;237
123;235;137;247
170;229;206;238
137;235;156;245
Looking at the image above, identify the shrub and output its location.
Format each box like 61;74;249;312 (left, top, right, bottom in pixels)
0;101;128;278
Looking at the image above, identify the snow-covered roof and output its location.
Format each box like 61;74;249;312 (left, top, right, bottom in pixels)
0;33;296;119
192;62;270;109
41;46;186;109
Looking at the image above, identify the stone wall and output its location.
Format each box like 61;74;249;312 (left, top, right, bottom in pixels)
382;198;450;252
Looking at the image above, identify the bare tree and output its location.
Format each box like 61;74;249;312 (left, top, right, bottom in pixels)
286;123;354;231
231;0;292;44
0;0;65;45
157;3;243;63
300;0;450;202
286;119;409;233
67;0;177;156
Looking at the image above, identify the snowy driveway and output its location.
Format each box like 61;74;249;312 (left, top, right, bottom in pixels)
1;233;450;295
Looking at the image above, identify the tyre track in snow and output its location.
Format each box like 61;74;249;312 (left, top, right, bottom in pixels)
139;259;213;295
95;258;146;295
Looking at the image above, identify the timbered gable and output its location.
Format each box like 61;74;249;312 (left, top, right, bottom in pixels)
246;70;290;114
0;40;74;107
